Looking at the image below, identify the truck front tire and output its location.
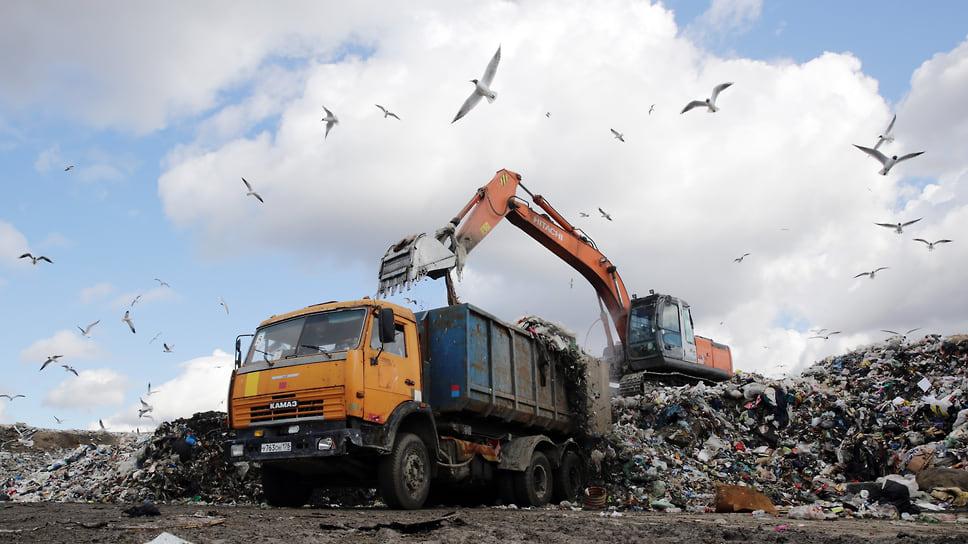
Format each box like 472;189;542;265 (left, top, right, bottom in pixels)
514;450;553;507
378;432;431;509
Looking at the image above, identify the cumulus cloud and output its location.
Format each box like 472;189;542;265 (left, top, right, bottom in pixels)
79;282;116;305
44;368;133;410
19;330;105;365
685;0;763;44
103;350;234;431
0;221;29;268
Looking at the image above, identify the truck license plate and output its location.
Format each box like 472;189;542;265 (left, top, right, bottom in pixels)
260;441;292;453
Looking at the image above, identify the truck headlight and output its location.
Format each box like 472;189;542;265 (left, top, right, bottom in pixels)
317;438;334;451
230;444;244;457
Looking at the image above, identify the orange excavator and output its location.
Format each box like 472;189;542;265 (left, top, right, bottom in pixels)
377;169;732;392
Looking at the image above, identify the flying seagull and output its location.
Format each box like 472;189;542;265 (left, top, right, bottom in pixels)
154;278;170;287
130;294;142;307
146;382;159;396
149;332;162;344
375;104;400;120
873;114;896;151
578;212;590;218
809;331;841;340
139;398;154;418
19;253;53;265
99;419;106;431
452;45;502;123
163;343;174;353
854;267;888;279
78;320;100;337
853;144;924;175
53;415;64;424
649;104;655;115
62;364;79;376
610;128;625;142
41;355;62;371
681;82;733;114
321;106;339;139
122;310;136;333
0;394;25;401
218;296;230;314
914;238;953;251
882;327;920;340
734;253;750;263
598;207;612;221
64;165;74;171
875;218;921;234
241;177;264;203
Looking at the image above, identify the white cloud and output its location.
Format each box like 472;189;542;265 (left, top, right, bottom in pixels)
20;330;105;365
686;0;763;44
103;350;234;431
0;221;30;268
43;368;133;410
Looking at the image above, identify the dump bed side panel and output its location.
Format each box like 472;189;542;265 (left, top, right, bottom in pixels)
417;304;571;433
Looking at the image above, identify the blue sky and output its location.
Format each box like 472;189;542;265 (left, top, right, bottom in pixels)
2;1;968;430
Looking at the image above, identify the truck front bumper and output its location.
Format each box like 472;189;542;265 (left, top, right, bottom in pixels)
224;421;365;462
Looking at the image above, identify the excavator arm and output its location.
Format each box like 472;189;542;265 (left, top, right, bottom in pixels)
377;169;631;347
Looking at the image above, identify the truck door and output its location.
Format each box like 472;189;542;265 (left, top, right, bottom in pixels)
363;317;420;423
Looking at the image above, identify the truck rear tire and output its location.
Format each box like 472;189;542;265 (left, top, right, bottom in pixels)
514;450;553;507
261;465;313;507
378;432;431;509
553;450;586;503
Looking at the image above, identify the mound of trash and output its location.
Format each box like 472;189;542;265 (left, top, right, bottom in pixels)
594;333;968;517
3;333;968;518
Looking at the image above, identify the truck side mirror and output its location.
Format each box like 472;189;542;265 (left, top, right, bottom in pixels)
379;308;396;343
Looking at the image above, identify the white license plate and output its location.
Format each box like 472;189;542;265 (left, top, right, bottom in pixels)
260;441;292;453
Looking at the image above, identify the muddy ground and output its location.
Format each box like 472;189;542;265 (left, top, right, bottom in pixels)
3;503;968;544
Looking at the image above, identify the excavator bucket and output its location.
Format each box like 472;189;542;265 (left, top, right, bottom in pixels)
378;233;457;297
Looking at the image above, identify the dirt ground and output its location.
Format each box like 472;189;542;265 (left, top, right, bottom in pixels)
2;503;968;544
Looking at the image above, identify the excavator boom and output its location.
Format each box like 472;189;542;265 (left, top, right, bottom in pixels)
377;169;630;346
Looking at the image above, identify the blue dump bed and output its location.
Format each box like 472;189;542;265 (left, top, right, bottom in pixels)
415;304;574;433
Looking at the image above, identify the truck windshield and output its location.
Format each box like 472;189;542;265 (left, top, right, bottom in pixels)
627;303;659;358
245;308;367;366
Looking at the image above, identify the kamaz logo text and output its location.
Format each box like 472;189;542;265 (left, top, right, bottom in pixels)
269;400;298;410
532;216;564;241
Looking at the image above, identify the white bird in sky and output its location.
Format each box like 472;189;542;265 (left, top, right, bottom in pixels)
78;320;100;337
154;278;170;287
873;114;896;151
241;177;264;203
854;267;888;279
452;45;501;123
853;144;924;175
809;331;842;340
734;253;750;263
881;327;920;340
875;218;921;234
218;296;230;314
64;165;74;171
99;419;106;430
321;106;339;138
130;294;142;307
19;252;53;265
375;104;400;120
62;364;78;376
122;310;136;333
149;332;162;344
1;394;26;401
578;212;590;218
598;207;612;221
146;382;159;396
163;343;174;353
649;104;655;115
914;238;953;251
681;82;733;114
610;128;625;142
53;415;64;424
41;355;62;371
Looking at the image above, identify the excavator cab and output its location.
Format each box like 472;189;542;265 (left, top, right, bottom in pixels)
620;293;731;393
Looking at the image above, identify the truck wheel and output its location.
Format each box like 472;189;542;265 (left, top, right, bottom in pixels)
261;465;313;507
514;450;553;507
553;450;586;503
378;432;431;509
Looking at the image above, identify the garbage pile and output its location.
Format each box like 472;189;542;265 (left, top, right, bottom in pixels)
594;333;968;517
2;411;260;504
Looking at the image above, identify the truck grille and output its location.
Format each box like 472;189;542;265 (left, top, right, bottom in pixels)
236;387;346;426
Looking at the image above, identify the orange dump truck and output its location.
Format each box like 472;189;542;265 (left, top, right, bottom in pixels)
224;299;610;509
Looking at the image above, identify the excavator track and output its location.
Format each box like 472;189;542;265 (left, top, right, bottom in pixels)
618;369;722;397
